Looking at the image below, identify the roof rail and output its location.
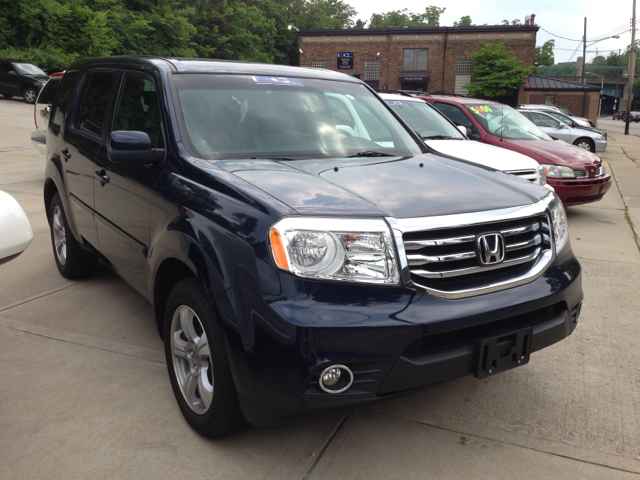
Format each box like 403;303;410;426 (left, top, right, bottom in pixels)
376;89;416;98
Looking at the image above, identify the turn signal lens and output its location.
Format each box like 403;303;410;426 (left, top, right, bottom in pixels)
269;228;289;270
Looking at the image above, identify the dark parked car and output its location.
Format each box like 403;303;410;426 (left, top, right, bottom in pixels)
613;111;626;120
0;58;49;103
43;56;583;438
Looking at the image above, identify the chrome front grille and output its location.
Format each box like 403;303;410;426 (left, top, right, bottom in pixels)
399;213;552;298
506;169;538;182
573;168;588;178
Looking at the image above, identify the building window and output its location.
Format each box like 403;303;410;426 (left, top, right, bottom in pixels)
403;49;429;71
311;60;327;69
545;94;555;105
455;60;472;96
364;60;380;81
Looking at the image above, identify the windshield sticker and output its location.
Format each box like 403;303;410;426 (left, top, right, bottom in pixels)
469;106;493;114
251;76;304;87
386;101;407;106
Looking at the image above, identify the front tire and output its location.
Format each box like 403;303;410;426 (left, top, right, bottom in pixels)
573;138;595;153
23;88;37;104
164;278;246;438
49;193;99;279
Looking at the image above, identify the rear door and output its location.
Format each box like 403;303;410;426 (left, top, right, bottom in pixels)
62;69;119;250
93;71;164;295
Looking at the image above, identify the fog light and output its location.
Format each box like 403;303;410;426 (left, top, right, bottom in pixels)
322;368;341;386
319;365;353;394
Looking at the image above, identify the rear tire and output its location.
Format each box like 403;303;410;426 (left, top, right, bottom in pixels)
573;138;595;153
164;278;246;438
23;87;37;104
49;193;99;279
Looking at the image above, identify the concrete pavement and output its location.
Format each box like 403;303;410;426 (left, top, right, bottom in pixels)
1;98;640;479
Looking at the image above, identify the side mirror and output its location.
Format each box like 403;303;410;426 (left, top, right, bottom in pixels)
108;131;160;164
469;131;482;141
457;125;468;137
0;191;34;265
8;71;16;76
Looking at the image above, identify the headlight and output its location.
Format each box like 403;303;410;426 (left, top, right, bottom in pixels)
539;164;575;179
536;164;547;185
269;217;400;284
597;135;605;141
543;193;569;252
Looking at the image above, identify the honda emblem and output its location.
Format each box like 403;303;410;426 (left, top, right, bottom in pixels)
477;233;505;265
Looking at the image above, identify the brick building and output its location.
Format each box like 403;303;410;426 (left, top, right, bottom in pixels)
297;24;538;103
523;75;602;125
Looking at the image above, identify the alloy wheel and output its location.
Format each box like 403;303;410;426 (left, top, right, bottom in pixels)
52;205;67;265
24;90;36;102
170;305;214;414
576;141;592;151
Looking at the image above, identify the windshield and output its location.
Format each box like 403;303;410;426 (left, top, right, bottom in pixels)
173;75;422;160
555;106;573;116
545;111;573;126
466;104;551;141
13;63;46;76
385;99;465;140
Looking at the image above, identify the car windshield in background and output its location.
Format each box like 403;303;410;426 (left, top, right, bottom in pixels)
466;104;551;141
13;63;46;76
554;106;573;116
385;100;465;140
173;75;422;160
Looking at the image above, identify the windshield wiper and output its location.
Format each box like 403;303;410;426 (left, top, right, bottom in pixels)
423;135;462;140
346;151;395;158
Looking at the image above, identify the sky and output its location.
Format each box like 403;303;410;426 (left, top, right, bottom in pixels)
347;0;635;64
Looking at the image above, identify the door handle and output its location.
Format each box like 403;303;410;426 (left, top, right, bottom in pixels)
95;169;110;186
62;148;71;160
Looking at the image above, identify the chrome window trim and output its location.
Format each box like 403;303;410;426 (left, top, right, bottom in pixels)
387;194;556;299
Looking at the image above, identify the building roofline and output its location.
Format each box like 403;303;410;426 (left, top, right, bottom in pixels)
297;25;539;36
525;74;601;92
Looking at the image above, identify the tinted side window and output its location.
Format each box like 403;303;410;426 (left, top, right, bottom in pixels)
529;113;558;127
433;102;473;128
37;79;59;105
52;70;81;129
0;62;13;74
114;74;163;148
77;71;118;138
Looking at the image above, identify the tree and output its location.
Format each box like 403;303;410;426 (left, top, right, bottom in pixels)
453;16;473;27
465;41;532;99
534;39;554;70
368;6;445;29
501;19;521;25
354;19;367;28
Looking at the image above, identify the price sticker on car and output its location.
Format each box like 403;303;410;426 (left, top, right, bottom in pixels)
251;76;304;87
386;101;407;106
469;106;493;114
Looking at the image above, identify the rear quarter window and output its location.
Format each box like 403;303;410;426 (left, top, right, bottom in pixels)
37;79;59;105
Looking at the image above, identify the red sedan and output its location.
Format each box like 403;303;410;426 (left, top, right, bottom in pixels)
418;95;611;206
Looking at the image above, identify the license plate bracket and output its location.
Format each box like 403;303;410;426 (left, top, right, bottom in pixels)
475;327;533;379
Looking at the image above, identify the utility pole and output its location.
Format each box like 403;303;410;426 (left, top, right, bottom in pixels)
616;48;620;114
581;17;587;117
626;0;637;135
581;17;587;84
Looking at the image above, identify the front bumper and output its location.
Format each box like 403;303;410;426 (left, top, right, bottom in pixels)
595;140;607;152
220;253;583;426
548;174;612;206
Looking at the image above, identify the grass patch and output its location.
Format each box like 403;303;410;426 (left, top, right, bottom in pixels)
625;206;635;228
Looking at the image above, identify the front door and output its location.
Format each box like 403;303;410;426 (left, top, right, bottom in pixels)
62;69;119;250
527;112;572;142
93;72;164;295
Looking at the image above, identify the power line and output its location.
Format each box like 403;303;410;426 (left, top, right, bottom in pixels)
539;21;638;43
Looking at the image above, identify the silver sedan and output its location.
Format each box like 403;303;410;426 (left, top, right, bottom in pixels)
518;109;607;153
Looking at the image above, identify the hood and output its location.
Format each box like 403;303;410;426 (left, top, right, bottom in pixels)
212;154;548;219
502;138;601;168
424;139;540;173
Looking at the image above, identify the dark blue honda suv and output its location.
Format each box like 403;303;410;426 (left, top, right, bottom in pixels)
43;56;582;438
